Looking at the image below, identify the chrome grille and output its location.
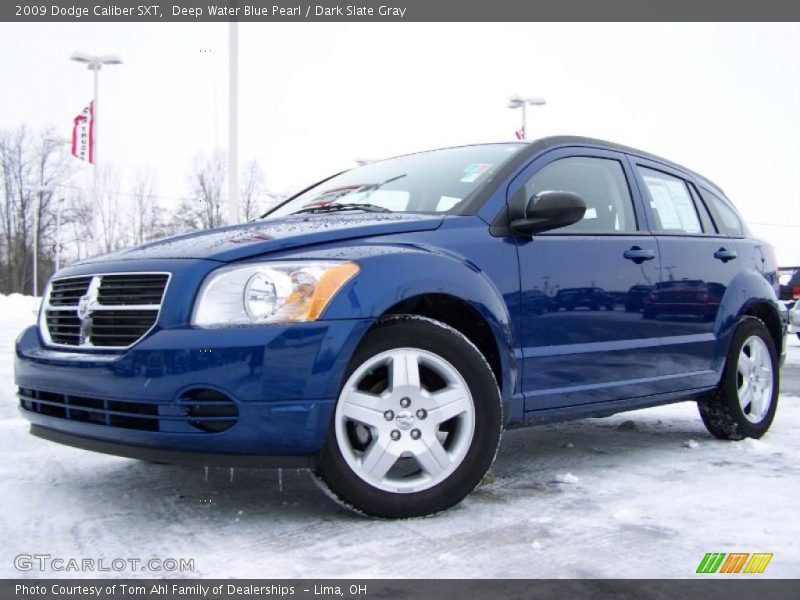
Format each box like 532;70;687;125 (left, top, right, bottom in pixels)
41;272;170;349
49;276;92;306
97;273;169;305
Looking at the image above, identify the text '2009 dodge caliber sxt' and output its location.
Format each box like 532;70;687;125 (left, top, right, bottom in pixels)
15;136;785;517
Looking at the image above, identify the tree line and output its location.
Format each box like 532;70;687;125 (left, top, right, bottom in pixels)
0;124;284;295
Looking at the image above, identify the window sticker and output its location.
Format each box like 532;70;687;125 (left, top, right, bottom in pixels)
461;163;492;183
643;175;701;233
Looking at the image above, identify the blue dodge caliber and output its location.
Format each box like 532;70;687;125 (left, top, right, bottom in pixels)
15;137;784;517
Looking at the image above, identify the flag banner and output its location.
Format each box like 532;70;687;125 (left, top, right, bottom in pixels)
515;128;524;140
71;101;94;163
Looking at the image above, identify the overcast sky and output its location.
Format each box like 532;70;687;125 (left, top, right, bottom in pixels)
1;22;799;262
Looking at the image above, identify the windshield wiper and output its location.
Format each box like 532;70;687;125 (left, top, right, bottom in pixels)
292;202;392;215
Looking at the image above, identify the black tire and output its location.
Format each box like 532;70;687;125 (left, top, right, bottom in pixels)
698;317;779;440
314;315;502;518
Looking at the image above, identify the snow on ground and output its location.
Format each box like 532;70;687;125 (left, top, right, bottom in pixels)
1;294;798;578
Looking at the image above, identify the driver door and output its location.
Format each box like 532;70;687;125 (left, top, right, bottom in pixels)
512;148;662;411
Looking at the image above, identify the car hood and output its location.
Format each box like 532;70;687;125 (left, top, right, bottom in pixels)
82;212;444;263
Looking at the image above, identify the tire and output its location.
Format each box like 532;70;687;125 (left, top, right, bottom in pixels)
315;315;502;518
698;317;779;440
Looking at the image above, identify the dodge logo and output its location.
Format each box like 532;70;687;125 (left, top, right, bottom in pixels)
77;295;92;321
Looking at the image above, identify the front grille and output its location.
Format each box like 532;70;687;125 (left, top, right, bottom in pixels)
97;274;169;305
41;272;169;349
49;276;92;306
19;388;159;431
89;309;160;347
45;311;82;345
18;387;239;434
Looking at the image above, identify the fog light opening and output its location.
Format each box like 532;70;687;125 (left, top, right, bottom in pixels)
179;389;239;433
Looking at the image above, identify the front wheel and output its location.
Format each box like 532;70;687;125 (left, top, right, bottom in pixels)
315;316;502;518
698;317;779;440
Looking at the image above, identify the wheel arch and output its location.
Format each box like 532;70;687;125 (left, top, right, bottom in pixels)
713;268;785;373
321;248;520;423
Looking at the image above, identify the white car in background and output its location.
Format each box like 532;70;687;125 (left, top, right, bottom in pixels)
790;301;800;340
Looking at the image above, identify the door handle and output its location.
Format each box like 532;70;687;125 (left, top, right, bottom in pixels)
714;248;738;263
624;246;656;264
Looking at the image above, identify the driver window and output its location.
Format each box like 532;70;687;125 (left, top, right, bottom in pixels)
524;157;637;233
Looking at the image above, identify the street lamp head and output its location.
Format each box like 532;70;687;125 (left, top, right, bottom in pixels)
508;95;547;109
69;51;93;64
70;51;123;69
508;95;525;109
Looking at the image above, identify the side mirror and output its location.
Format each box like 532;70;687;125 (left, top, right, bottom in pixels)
510;190;586;235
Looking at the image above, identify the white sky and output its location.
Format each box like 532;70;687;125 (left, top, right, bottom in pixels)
1;22;799;263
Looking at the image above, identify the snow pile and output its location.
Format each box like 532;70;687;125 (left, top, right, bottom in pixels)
738;437;770;453
0;293;39;324
551;472;580;484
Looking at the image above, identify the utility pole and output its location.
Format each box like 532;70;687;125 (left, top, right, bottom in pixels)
228;21;240;226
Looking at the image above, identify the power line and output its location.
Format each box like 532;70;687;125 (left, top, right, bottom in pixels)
747;221;800;229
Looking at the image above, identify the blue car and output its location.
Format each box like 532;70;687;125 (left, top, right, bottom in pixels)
15;136;784;517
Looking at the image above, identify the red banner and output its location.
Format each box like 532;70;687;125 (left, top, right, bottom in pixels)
71;101;94;163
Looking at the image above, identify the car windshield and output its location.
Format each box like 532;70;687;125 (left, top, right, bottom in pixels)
265;144;524;218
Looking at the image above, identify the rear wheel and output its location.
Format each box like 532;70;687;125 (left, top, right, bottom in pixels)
315;316;502;518
698;317;779;440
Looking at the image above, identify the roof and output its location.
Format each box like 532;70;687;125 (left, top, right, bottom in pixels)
523;136;726;197
455;135;727;216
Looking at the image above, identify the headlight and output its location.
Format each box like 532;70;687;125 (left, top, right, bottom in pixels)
192;261;359;326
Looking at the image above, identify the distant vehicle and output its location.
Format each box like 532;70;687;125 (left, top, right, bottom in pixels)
524;289;548;315
547;287;615;312
642;279;723;321
790;301;800;339
779;266;800;308
624;284;653;312
15;136;786;518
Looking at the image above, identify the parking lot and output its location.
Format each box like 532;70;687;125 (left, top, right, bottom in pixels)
1;302;798;579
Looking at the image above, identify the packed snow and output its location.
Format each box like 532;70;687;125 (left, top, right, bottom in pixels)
1;293;798;578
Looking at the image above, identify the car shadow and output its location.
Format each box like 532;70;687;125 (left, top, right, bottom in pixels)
47;401;720;521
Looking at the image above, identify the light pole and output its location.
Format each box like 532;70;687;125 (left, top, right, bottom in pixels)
69;52;122;210
508;95;546;140
27;185;49;298
228;22;240;226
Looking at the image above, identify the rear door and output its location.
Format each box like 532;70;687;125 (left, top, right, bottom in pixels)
630;158;742;388
513;148;662;411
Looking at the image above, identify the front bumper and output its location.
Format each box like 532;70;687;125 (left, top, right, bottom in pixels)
15;317;373;463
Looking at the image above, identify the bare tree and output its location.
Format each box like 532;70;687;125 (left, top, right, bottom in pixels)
240;159;265;222
129;167;172;245
177;149;226;231
0;125;73;294
94;166;130;254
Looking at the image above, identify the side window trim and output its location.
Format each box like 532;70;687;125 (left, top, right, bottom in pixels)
506;147;644;236
688;182;720;235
